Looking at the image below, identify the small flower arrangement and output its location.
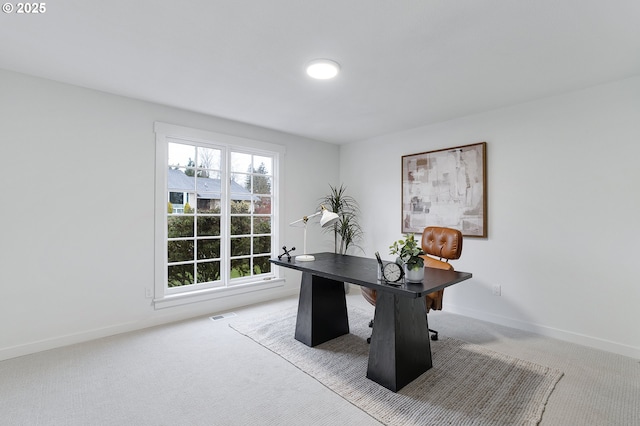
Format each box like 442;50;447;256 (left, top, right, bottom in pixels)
389;233;425;271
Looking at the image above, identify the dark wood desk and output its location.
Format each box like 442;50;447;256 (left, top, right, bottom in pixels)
270;252;472;392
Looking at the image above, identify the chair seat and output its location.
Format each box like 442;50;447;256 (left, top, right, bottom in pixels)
361;287;443;312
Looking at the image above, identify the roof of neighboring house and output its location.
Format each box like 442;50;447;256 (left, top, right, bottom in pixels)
167;168;258;201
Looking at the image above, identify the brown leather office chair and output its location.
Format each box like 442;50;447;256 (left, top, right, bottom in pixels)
362;226;463;341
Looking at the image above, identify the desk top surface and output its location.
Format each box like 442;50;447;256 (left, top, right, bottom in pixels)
270;252;472;298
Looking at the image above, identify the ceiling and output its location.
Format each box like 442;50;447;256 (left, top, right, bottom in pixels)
2;1;639;144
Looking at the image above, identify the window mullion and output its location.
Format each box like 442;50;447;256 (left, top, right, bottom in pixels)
191;172;198;285
221;146;231;285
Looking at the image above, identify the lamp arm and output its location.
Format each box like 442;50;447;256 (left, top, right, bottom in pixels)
289;210;321;226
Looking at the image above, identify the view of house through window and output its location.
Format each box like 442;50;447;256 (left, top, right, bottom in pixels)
166;139;276;290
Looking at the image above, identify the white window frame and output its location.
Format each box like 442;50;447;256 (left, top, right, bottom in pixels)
154;122;285;309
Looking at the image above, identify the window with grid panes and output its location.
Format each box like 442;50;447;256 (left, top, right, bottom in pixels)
155;123;281;305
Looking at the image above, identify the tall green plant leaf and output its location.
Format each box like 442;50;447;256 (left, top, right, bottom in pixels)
319;184;363;255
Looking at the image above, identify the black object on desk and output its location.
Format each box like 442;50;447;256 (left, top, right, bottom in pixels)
270;252;472;392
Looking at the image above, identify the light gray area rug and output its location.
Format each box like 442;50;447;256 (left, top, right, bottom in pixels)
230;306;563;426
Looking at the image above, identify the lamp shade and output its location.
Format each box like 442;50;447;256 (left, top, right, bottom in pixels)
320;208;339;228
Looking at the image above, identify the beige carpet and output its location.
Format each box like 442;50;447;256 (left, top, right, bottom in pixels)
230;306;563;426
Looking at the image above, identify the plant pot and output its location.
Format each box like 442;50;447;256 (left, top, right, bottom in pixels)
404;264;424;283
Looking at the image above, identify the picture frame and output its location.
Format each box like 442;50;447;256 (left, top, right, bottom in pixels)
402;142;487;237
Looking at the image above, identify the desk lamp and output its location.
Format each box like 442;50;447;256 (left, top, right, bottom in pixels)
289;205;339;261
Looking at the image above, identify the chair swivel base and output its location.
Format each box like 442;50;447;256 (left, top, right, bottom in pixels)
428;328;439;341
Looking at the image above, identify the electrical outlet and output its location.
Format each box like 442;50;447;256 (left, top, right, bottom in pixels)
145;288;153;299
492;285;501;296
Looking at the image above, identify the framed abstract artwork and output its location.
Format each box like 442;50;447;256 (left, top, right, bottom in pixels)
401;142;487;237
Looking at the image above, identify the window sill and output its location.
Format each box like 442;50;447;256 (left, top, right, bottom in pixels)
153;277;285;309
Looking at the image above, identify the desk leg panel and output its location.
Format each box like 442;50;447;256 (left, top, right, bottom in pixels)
295;272;349;347
367;292;432;392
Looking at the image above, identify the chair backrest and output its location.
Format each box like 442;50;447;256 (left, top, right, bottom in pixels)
421;227;463;311
421;227;463;265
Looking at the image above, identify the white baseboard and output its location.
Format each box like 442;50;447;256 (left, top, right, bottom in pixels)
0;320;145;362
0;286;298;362
446;304;640;359
6;290;636;362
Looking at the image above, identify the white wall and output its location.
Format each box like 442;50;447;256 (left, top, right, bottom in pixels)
3;68;638;361
340;76;640;358
0;69;339;360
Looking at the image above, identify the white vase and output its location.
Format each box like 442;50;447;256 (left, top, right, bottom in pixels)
404;264;424;283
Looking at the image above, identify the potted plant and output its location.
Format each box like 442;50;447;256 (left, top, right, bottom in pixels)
389;233;425;282
319;184;363;255
319;184;363;294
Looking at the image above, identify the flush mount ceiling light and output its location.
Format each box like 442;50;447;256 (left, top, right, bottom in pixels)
306;59;340;79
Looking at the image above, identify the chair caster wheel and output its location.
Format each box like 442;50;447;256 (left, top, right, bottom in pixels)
367;337;371;344
431;334;438;341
